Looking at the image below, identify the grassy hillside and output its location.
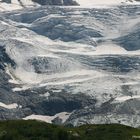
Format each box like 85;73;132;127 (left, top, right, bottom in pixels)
0;120;140;140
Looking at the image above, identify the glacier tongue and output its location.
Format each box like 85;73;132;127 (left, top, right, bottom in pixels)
0;4;140;127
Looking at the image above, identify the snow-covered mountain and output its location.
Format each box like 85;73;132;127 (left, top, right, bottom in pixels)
0;1;140;127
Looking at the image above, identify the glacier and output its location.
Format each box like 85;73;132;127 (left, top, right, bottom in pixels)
0;2;140;127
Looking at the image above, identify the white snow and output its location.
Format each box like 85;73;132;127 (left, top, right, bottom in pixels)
40;92;50;99
76;0;139;7
39;70;106;86
49;42;140;56
0;2;21;11
0;0;39;11
52;89;62;93
23;112;71;123
6;66;20;84
115;95;140;102
12;0;37;6
95;43;127;55
0;102;20;109
8;34;140;91
12;86;30;91
120;81;139;86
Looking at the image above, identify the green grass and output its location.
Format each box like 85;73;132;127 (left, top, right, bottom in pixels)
0;120;139;140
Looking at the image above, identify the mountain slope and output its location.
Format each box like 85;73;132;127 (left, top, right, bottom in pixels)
0;2;140;127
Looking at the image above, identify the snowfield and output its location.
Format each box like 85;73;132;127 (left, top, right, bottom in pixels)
23;112;71;123
76;0;139;7
0;102;21;109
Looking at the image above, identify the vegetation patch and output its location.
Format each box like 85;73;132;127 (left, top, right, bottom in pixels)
0;120;140;140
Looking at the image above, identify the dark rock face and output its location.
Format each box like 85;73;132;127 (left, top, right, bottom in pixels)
32;0;78;5
0;46;15;70
2;0;11;3
1;0;78;5
114;30;140;51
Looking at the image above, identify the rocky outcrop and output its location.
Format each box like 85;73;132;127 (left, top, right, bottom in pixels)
32;0;78;5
